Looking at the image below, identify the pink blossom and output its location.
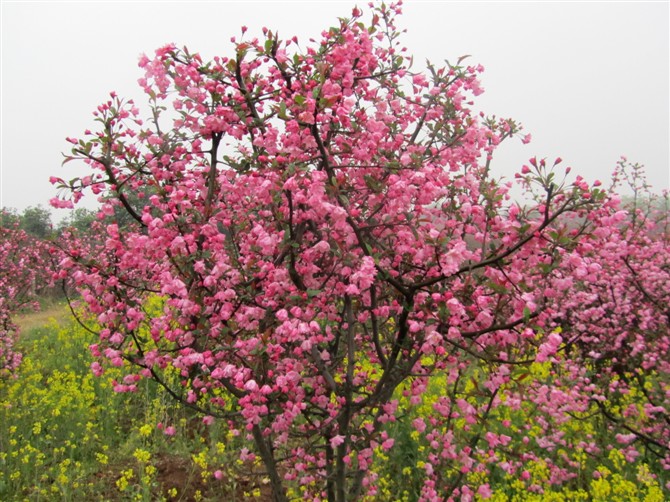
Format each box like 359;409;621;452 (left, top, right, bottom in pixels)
330;435;345;448
244;379;259;392
477;484;492;499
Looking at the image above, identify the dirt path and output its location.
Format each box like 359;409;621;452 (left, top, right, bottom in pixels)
15;302;70;333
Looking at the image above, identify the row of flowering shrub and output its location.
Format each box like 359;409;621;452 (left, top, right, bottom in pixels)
0;213;53;377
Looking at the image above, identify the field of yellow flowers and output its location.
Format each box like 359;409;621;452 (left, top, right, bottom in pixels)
1;306;667;501
1;306;271;501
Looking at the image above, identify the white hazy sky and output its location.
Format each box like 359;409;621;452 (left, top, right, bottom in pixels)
1;1;668;221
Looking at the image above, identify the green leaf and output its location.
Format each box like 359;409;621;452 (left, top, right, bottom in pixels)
278;102;288;120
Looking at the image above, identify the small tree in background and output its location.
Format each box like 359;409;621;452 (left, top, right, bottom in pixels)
52;4;667;500
19;205;53;239
0;212;51;377
56;207;98;234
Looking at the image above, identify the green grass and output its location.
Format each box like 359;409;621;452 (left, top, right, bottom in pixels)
15;301;70;334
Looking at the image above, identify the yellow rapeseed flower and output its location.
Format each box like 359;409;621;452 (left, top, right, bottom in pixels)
133;448;151;464
192;450;208;470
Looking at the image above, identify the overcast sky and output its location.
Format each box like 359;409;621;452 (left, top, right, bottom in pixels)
1;1;668;221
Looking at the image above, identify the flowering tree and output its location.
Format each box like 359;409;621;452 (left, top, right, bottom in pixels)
546;160;670;470
0;213;51;377
51;4;626;500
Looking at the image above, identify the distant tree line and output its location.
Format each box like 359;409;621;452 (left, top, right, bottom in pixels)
1;206;98;237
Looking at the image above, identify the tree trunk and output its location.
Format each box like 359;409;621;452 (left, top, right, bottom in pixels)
251;424;288;502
